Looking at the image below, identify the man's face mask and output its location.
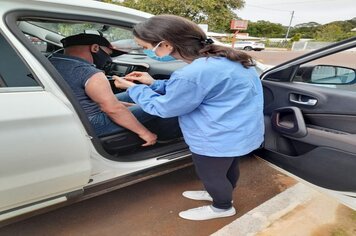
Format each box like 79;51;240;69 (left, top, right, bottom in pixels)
91;47;112;70
143;41;176;62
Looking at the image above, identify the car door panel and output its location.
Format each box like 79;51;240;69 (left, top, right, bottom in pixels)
260;80;356;192
256;41;356;208
0;30;91;217
0;91;92;213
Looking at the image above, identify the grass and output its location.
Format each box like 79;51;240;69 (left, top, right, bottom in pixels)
350;210;356;221
331;227;348;236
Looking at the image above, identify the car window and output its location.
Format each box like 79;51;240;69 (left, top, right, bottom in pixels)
25;34;47;53
292;46;356;91
27;21;141;54
0;33;39;87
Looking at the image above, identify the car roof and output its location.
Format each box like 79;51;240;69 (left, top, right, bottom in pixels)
1;0;152;24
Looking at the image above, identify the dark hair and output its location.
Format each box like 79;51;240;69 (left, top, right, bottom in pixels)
133;15;255;68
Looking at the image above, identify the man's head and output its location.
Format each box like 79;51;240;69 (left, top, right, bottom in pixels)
61;33;126;69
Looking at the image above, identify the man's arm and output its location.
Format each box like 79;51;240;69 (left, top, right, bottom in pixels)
85;72;157;146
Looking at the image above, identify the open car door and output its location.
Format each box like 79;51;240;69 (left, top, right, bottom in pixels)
0;30;91;221
256;37;356;209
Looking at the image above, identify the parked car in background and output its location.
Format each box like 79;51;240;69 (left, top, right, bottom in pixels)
234;41;265;51
1;0;356;226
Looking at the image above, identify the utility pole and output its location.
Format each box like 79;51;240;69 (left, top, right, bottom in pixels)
285;10;294;41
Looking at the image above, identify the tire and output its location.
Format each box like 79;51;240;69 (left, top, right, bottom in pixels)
243;46;253;51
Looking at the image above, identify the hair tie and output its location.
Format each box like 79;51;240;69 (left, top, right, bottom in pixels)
201;38;214;45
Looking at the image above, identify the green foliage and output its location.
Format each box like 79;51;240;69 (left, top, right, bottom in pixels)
290;19;356;41
245;19;356;41
107;0;245;32
290;22;320;38
290;33;301;42
315;24;352;41
58;23;97;36
244;21;286;38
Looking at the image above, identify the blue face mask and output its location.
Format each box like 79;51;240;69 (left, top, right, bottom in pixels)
143;41;176;62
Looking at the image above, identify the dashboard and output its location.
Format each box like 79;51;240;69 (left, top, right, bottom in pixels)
106;61;149;77
105;55;187;93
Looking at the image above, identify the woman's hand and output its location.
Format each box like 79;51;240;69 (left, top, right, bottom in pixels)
113;76;135;89
125;71;155;85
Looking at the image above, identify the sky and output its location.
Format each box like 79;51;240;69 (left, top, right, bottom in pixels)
234;0;356;26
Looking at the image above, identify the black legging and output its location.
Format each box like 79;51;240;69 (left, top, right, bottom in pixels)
192;153;241;209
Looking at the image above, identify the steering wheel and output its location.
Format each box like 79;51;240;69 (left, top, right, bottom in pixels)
46;48;64;59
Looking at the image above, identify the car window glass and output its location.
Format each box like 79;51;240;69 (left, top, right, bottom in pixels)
0;33;39;87
25;34;47;53
293;46;356;91
27;21;142;54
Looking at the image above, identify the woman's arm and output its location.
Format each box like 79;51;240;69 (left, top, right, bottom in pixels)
127;76;206;118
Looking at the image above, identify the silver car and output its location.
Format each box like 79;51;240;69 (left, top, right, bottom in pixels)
234;41;265;51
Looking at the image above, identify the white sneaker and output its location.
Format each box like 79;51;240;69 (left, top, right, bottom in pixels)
182;190;213;201
179;205;236;221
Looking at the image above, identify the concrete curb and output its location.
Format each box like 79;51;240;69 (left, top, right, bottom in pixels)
211;183;317;236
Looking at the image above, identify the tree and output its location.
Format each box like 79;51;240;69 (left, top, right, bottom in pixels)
103;0;245;32
245;21;285;38
290;22;320;39
315;24;350;42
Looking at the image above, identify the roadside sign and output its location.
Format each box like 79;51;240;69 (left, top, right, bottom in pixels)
230;20;248;30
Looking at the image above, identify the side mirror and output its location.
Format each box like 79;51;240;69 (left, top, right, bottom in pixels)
310;65;356;84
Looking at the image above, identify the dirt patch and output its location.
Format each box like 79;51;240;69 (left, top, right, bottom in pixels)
0;156;296;236
272;173;297;192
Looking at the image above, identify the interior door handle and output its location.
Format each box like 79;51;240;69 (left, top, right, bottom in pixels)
289;93;317;106
271;106;307;138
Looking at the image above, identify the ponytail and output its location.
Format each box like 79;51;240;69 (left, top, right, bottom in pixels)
199;44;255;68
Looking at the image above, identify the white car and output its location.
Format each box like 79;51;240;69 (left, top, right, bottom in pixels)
1;0;356;225
234;41;265;51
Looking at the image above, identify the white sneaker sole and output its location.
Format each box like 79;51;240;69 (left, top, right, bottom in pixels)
179;206;236;221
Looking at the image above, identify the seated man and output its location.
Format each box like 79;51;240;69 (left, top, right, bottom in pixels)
49;33;180;146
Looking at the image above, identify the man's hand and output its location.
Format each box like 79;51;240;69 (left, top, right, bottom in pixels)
125;71;155;85
113;76;135;89
138;130;157;146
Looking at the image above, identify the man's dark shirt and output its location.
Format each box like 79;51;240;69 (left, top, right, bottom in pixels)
50;54;102;117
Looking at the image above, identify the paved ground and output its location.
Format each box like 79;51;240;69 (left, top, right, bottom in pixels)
249;50;305;65
256;192;356;236
248;50;355;67
212;183;356;236
0;156;296;236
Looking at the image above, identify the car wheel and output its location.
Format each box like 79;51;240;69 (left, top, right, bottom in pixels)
244;46;253;51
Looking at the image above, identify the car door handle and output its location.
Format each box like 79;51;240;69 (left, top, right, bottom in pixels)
289;93;317;106
271;106;307;138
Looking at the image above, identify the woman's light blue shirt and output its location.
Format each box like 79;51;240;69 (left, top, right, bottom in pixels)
128;57;264;157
